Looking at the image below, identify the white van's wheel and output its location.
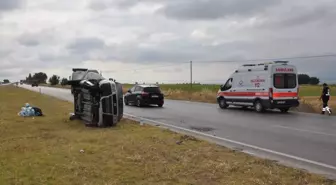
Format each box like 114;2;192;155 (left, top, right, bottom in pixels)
218;98;228;109
254;100;264;113
280;108;289;113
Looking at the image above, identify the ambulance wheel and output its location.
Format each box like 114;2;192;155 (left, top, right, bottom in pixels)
218;98;228;109
254;100;265;113
280;108;289;113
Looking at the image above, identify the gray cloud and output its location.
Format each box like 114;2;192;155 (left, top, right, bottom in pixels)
259;3;336;30
88;0;140;11
88;0;109;11
18;37;40;47
1;0;336;83
67;37;106;54
0;49;12;58
158;0;279;20
0;0;24;12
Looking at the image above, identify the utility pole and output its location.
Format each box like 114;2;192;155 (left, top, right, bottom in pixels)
190;61;193;91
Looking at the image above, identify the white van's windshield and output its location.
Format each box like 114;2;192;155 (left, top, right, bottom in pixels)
273;73;297;89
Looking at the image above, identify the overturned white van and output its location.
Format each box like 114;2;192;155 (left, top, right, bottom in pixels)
68;68;124;127
217;61;300;113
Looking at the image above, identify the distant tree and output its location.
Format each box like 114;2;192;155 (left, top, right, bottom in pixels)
49;75;60;85
33;72;48;84
309;77;320;85
60;78;68;86
3;79;10;84
298;74;311;84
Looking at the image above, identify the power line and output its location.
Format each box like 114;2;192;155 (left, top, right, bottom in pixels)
102;62;189;73
102;53;336;73
194;54;336;64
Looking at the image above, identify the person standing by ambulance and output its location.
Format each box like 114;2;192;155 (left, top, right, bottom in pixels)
320;83;332;115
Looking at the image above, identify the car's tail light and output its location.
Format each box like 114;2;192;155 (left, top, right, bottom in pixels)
269;88;273;99
141;92;149;96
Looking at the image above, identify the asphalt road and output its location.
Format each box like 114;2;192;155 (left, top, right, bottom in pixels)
19;84;336;178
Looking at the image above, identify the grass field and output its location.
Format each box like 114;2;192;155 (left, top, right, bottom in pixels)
40;83;334;114
1;85;335;184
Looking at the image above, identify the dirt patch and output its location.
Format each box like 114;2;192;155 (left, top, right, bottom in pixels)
301;96;335;114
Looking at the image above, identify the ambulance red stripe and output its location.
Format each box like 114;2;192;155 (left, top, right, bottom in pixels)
218;92;298;97
273;92;298;97
218;92;269;97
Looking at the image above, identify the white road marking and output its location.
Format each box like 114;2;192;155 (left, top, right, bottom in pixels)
124;113;336;172
273;125;336;137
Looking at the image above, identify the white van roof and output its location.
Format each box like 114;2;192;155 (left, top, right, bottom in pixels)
235;61;292;73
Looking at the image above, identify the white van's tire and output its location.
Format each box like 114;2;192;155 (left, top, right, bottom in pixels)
218;98;228;109
254;100;264;113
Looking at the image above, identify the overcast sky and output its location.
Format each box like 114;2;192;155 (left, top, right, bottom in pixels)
1;0;336;84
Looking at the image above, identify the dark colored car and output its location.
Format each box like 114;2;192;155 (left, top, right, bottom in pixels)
124;84;164;107
31;81;38;87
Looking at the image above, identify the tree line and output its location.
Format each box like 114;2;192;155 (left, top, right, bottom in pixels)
24;72;69;86
21;72;321;86
1;79;10;84
298;74;320;85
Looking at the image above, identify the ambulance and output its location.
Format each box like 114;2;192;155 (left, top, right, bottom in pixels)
217;61;300;113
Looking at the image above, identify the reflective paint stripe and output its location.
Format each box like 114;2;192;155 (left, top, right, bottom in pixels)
218;91;298;98
219;92;269;97
273;92;298;98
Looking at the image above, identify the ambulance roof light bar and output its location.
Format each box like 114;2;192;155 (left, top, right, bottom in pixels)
72;68;88;72
242;60;288;68
242;64;256;67
273;60;289;64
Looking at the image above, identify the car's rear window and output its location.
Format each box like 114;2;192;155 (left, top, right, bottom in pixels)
144;87;161;93
274;74;297;89
85;72;104;80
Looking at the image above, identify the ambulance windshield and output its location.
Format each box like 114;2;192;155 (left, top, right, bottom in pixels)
274;74;296;89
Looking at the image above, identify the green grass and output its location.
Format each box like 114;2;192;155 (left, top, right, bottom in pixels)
1;85;335;184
